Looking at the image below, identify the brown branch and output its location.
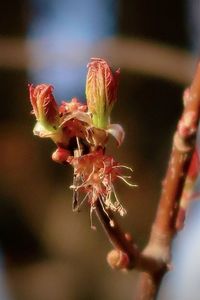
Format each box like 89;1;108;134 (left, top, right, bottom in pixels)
94;200;139;269
176;147;200;230
136;63;200;300
148;63;200;250
94;200;166;275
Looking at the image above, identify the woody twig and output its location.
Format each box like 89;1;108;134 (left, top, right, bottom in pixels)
135;63;200;300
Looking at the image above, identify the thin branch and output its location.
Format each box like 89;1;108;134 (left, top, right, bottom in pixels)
150;62;200;245
94;200;139;269
176;148;200;230
136;63;200;300
95;200;166;275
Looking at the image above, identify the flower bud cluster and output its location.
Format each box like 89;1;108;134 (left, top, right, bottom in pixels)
29;58;135;220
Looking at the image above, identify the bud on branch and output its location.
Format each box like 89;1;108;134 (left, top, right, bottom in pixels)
86;58;120;129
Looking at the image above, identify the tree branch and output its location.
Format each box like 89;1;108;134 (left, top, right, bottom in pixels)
136;63;200;299
94;200;139;269
94;200;166;275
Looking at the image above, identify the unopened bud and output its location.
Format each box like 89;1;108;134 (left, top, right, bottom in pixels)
86;58;120;129
29;84;59;131
52;147;70;164
107;249;129;270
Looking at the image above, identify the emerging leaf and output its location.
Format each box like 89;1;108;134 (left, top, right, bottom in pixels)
86;58;120;129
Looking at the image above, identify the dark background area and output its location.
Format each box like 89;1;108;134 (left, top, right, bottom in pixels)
0;1;196;299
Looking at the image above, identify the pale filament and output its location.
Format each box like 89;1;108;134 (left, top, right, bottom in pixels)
117;175;138;187
112;165;133;172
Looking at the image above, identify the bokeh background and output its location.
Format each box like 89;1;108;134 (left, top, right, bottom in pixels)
0;1;200;299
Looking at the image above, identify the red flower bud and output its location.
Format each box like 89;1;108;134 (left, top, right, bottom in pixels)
107;249;130;269
29;84;59;130
52;147;70;164
86;58;120;128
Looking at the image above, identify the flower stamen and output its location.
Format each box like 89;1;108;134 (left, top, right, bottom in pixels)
117;175;138;187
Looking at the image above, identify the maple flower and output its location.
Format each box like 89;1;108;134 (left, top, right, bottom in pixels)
29;60;125;150
86;58;120;129
28;58;137;227
59;98;87;115
68;150;135;218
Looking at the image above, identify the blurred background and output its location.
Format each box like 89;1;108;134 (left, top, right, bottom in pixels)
0;0;200;299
